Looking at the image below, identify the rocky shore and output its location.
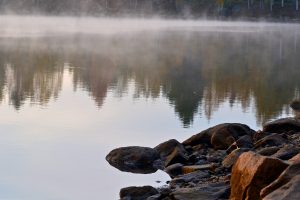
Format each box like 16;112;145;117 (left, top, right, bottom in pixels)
106;117;300;200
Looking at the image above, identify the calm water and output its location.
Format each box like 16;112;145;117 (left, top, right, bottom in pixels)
0;16;299;199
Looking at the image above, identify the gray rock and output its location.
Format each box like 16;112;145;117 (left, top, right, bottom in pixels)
272;144;300;160
154;139;187;158
182;123;254;150
226;135;253;154
254;133;289;149
170;170;210;188
106;146;161;174
171;182;230;200
164;146;189;167
257;146;280;156
222;148;250;169
263;118;300;134
120;186;159;200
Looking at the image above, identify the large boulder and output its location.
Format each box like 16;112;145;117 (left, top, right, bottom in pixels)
263;118;300;134
261;157;300;198
106;146;161;174
120;186;159;200
230;152;288;200
262;175;300;200
183;123;255;150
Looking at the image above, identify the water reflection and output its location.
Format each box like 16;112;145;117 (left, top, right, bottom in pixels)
1;25;300;126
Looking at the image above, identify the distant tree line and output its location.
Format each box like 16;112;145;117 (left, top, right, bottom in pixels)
0;0;299;18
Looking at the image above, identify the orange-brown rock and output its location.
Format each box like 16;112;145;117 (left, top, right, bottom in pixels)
230;151;289;200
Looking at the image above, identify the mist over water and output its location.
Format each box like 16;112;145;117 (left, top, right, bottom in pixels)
0;15;300;199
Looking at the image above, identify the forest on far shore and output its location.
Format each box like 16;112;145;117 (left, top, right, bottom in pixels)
0;0;299;19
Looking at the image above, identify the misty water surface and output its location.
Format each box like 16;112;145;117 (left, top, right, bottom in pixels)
0;16;299;199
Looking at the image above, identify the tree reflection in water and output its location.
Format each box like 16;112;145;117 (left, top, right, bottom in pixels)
0;27;300;126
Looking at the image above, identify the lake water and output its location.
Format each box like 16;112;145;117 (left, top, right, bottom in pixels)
0;16;299;199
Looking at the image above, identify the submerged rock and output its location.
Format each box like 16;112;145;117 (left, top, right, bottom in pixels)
106;146;161;174
230;152;288;200
120;186;159;200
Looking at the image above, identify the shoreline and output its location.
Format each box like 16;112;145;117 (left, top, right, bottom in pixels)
106;117;300;199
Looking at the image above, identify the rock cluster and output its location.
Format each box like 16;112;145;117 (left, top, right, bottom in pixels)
106;118;300;200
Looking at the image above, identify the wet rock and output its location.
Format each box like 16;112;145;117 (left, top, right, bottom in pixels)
263;118;300;134
120;186;159;200
154;139;187;158
254;133;289;149
226;135;254;154
222;148;250;169
230;152;289;200
272;144;300;160
257;146;280;156
106;146;161;174
171;182;230;200
261;159;300;198
182;123;254;149
164;146;189;167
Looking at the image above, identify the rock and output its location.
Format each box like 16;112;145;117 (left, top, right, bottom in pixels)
260;159;300;198
120;186;159;200
106;146;161;174
290;100;300;111
206;149;227;163
272;144;300;160
257;146;280;156
154;139;187;158
171;182;230;200
222;148;250;169
165;163;184;178
226;135;254;154
165;163;215;178
164;146;189;167
182;123;254;149
263;118;300;134
230;152;289;200
170;170;210;188
262;175;300;200
254;133;289;149
289;153;300;164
